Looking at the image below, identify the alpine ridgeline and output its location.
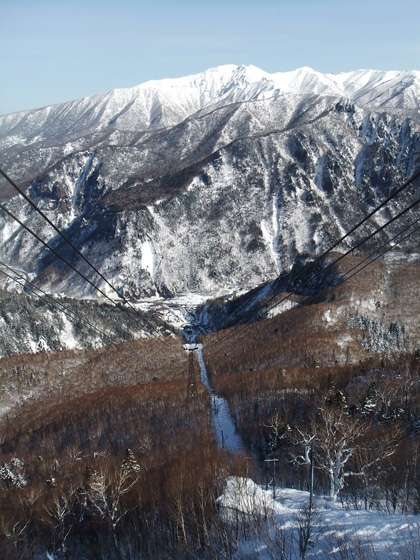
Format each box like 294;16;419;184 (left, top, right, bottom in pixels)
1;64;420;301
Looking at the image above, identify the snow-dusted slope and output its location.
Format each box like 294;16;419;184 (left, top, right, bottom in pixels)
328;68;420;109
0;64;419;302
217;477;420;560
1;65;419;151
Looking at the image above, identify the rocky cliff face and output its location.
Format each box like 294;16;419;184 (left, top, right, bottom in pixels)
1;65;419;303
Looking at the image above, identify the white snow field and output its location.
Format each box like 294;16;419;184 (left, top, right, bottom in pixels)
217;477;420;559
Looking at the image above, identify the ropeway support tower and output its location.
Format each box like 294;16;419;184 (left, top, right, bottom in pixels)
185;346;199;408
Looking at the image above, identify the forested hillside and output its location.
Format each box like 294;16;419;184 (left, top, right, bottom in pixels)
1;252;420;558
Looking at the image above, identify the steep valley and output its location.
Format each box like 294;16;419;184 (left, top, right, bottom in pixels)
0;64;420;559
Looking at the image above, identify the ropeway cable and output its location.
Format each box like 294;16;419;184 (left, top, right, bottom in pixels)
273;216;420;328
259;169;420;319
0;166;164;337
0;201;161;337
307;167;420;263
0;262;145;360
208;192;420;349
266;195;420;314
204;217;420;386
260;215;420;332
207;168;420;347
2;165;419;342
0;266;116;345
341;221;420;285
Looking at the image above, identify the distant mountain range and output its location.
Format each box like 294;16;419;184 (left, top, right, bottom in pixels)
1;64;419;302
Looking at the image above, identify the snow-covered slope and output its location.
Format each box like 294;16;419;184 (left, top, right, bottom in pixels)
1;65;419;150
0;64;419;303
217;477;420;559
328;68;420;109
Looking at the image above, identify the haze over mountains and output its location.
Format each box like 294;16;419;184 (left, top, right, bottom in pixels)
0;63;419;324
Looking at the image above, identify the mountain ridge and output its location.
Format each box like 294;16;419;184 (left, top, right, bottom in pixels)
1;64;419;307
1;65;419;147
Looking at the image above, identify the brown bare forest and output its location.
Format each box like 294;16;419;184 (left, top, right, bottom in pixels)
0;254;419;558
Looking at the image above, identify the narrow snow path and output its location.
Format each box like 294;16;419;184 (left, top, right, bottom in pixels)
194;343;243;453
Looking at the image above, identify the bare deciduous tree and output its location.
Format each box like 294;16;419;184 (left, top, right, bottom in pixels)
295;500;323;558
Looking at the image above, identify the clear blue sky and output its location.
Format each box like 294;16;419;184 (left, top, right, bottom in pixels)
1;0;419;115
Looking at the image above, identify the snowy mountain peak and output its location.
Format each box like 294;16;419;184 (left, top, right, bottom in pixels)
1;64;419;144
228;63;270;83
0;61;420;304
327;68;420;108
270;66;341;96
